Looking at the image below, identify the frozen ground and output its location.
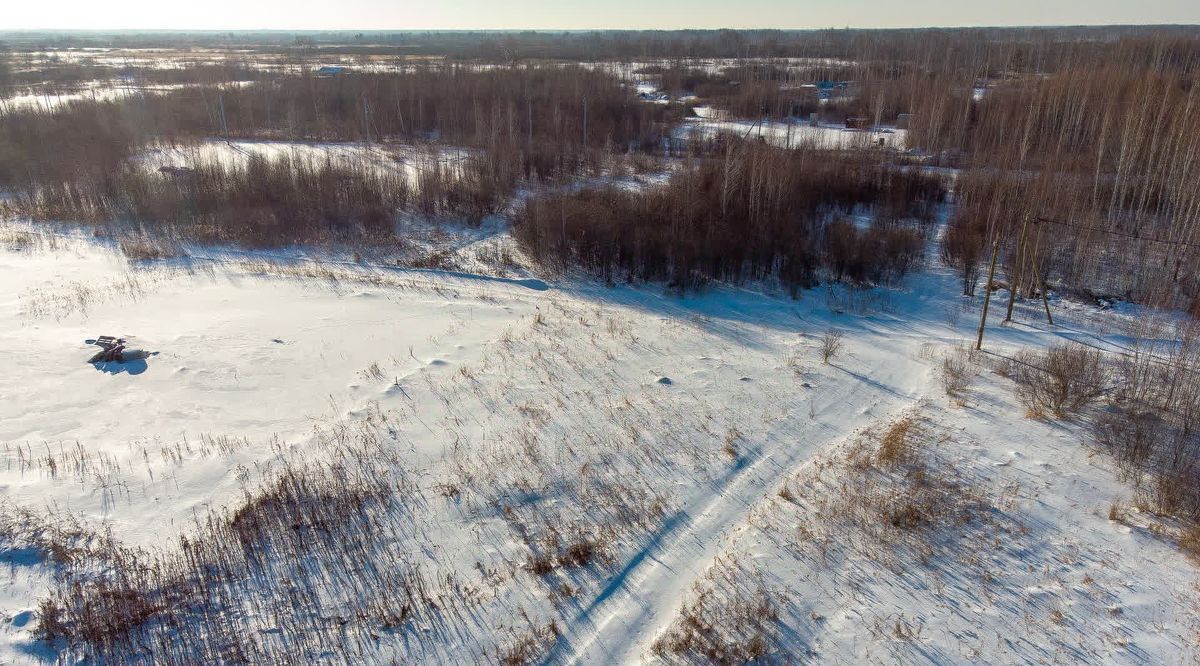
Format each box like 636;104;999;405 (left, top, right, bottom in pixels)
0;214;1196;663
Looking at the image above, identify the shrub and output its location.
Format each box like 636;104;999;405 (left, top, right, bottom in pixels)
1093;409;1164;472
1091;327;1200;526
513;143;943;291
878;417;916;467
1136;464;1200;523
35;599;67;644
820;328;845;364
0;101;140;193
651;576;780;664
1013;343;1108;418
941;349;973;400
825;219;924;285
15;153;410;246
941;215;986;296
1181;524;1200;562
118;235;181;261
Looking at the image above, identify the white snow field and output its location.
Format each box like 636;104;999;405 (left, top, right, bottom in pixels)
0;219;1197;664
0;81;258;113
678;112;907;150
137;139;473;183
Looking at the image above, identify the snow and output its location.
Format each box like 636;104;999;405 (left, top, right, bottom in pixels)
0;232;543;553
632;373;1200;663
587;57;859;82
0;81;256;113
678;115;907;150
138;138;472;183
635;82;658;96
0;205;1197;663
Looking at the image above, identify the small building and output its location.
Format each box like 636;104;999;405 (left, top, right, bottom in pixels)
316;66;347;77
845;116;871;130
816;80;849;91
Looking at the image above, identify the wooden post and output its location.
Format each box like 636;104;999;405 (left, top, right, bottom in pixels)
976;235;1001;351
1004;215;1030;323
1038;270;1054;326
1029;220;1054;326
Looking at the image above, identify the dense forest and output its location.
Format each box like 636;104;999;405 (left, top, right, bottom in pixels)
1;27;1199;306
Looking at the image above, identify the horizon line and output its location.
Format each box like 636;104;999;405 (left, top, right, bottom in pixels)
3;24;1199;35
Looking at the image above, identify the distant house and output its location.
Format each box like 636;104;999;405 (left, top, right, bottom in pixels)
316;66;347;77
845;116;871;130
816;80;853;105
816;80;851;91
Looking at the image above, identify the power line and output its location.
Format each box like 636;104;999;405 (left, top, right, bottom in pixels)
1036;216;1200;251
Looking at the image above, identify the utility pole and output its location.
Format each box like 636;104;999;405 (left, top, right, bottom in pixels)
1004;215;1030;323
1028;219;1054;326
976;235;1002;350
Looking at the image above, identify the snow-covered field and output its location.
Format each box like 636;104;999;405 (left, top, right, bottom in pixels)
0;81;256;113
679;112;907;150
0;214;1196;663
139;139;472;183
589;57;859;82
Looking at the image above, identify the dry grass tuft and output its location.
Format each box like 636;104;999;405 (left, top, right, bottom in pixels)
822;413;995;563
723;427;742;460
404;248;460;271
497;621;559;666
940;347;974;403
877;417;916;468
118;235;181;261
26;417;451;663
0;227;38;251
1180;525;1200;563
651;568;781;664
777;485;795;503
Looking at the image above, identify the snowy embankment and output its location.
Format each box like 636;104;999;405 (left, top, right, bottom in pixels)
0;216;1196;663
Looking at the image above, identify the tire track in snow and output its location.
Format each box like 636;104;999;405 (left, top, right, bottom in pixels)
547;348;932;665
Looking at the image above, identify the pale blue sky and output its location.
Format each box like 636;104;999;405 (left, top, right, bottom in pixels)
6;0;1199;31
